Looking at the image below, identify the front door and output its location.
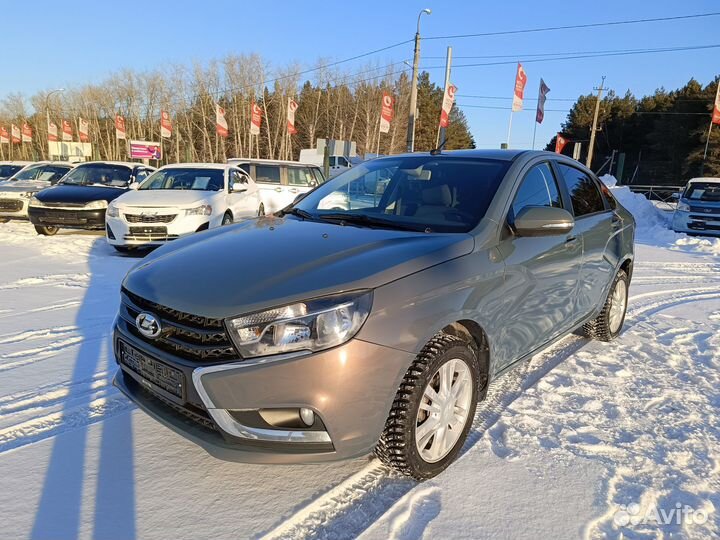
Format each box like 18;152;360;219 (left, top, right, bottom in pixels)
495;161;583;370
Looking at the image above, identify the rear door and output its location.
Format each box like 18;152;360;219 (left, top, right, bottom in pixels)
253;164;284;213
555;163;618;320
495;161;583;369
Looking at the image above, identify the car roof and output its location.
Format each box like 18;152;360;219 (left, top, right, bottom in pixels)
0;161;33;166
157;162;232;170
75;161;150;169
227;158;319;167
688;177;720;184
369;149;532;162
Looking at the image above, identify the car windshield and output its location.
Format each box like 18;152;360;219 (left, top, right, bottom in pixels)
60;164;132;187
11;164;71;182
684;182;720;202
0;165;25;178
293;155;510;233
139;168;225;191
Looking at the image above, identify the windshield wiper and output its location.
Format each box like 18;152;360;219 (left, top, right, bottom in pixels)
318;213;428;232
279;207;316;220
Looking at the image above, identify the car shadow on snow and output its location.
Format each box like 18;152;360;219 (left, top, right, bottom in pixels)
30;237;137;540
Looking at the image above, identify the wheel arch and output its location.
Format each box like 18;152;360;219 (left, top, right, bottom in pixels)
440;319;490;393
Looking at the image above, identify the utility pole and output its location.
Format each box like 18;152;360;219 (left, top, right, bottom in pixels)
586;76;605;169
435;46;452;148
406;8;431;153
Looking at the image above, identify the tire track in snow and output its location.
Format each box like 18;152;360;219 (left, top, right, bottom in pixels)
264;279;720;539
0;273;90;291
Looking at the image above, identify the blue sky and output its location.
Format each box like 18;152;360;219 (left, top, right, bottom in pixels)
2;0;719;150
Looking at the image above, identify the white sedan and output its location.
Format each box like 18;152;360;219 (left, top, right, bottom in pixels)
106;163;262;252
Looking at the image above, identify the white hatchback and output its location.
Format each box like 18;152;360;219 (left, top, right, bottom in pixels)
106;163;262;252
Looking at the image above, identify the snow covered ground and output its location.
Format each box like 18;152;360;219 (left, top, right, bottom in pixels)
0;183;718;539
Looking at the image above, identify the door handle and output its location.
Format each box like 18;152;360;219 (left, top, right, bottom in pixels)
288;188;299;193
564;235;578;248
274;187;283;192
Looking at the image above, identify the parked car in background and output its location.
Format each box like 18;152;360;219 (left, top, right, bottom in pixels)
298;149;352;177
106;164;262;252
0;161;76;223
672;177;720;236
0;161;32;181
28;161;154;235
113;149;634;479
226;158;325;214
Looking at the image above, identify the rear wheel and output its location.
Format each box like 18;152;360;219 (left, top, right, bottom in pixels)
581;269;629;341
34;225;58;236
375;333;479;480
221;212;233;226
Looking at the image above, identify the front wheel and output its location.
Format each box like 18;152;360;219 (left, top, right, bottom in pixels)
257;203;265;217
581;269;629;341
34;225;58;236
221;213;233;226
375;333;479;480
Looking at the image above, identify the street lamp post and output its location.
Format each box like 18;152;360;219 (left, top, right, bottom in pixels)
406;8;431;153
45;88;64;159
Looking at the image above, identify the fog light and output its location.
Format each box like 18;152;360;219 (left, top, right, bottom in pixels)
300;407;315;426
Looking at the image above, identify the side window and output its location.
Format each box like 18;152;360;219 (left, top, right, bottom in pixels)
329;157;336;167
287;167;313;186
558;164;606;217
312;168;326;184
232;170;248;185
237;163;251;175
337;156;349;167
511;162;562;219
255;165;280;184
135;169;150;184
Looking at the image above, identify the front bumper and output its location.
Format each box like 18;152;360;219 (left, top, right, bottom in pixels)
106;213;210;246
672;210;720;236
112;318;413;463
0;195;30;219
28;206;106;229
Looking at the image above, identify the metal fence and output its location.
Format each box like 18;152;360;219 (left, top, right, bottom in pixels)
624;184;682;212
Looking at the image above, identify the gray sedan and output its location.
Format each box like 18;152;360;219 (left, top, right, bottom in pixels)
113;149;635;479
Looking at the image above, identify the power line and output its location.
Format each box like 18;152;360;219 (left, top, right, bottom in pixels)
422;44;720;69
424;44;720;60
424;12;720;40
458;94;578;102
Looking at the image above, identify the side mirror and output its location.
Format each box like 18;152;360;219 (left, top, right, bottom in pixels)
512;206;575;237
671;192;680;200
308;179;317;187
293;192;308;205
231;182;247;193
129;183;140;190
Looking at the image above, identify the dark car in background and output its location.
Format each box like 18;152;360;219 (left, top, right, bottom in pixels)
0;161;32;181
28;161;154;235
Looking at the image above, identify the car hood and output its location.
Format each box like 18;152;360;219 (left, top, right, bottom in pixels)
123;216;474;319
683;198;720;209
114;189;215;208
35;184;128;204
0;179;51;193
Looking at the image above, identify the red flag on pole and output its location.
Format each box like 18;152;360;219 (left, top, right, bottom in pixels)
216;104;229;138
555;134;569;154
11;124;21;144
512;63;528;112
160;110;172;138
62;120;73;141
249;101;262;136
21;123;32;143
712;83;720;125
439;84;457;128
0;127;8;144
115;115;126;139
48;121;58;142
379;92;395;133
536;79;550;124
78;118;90;142
287;98;298;135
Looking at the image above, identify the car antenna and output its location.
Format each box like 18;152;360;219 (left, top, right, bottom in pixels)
430;136;449;156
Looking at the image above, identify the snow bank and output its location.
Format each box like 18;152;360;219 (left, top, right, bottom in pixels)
600;175;720;256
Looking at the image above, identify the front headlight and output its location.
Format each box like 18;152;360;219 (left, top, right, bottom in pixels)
185;204;212;216
676;201;690;212
106;203;120;218
85;200;108;210
226;291;372;358
29;196;43;207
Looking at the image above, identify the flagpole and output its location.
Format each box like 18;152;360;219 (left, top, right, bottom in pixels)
701;120;713;175
506;111;513;149
531;121;538;150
